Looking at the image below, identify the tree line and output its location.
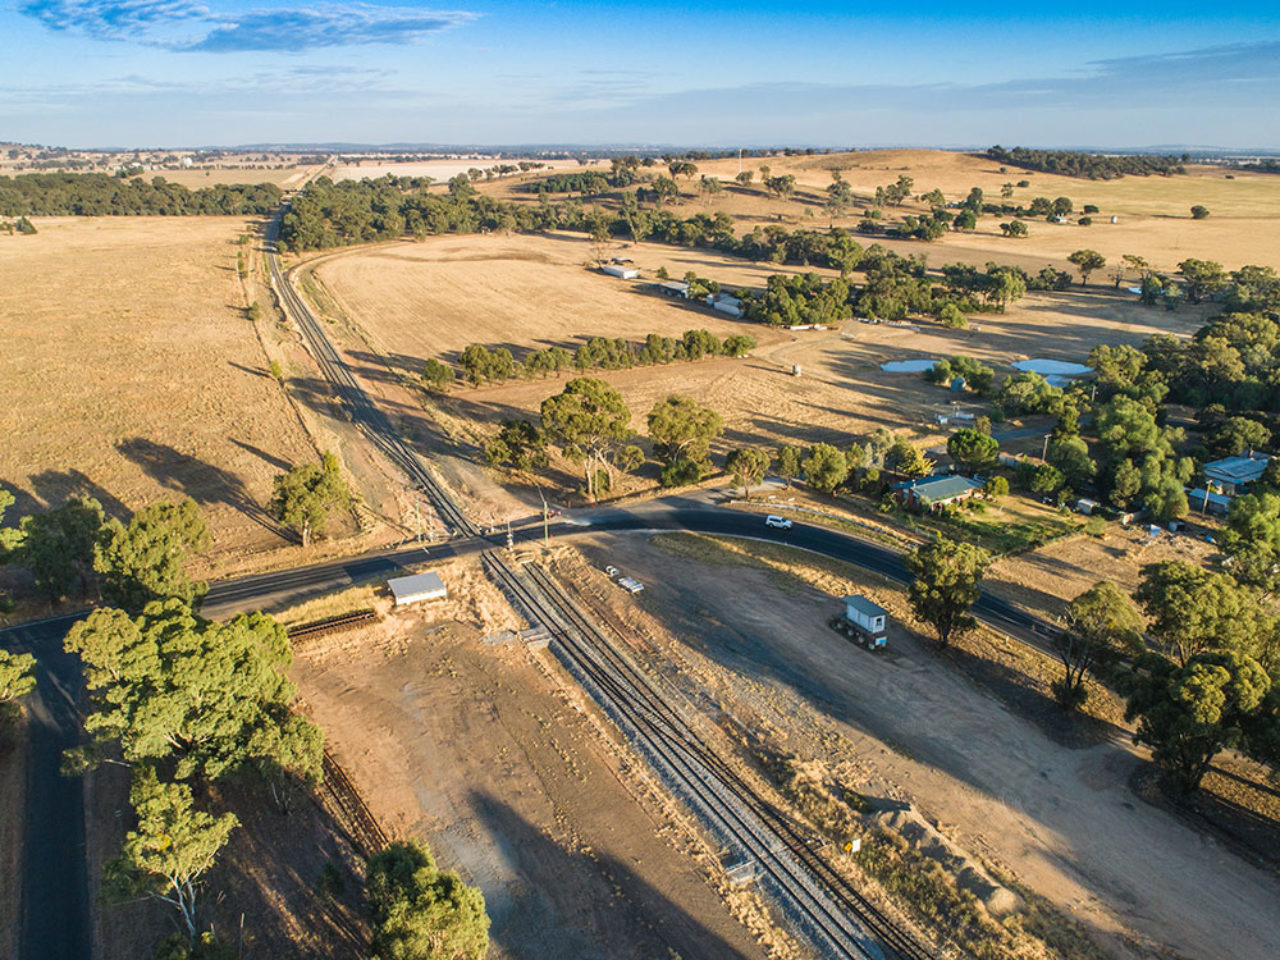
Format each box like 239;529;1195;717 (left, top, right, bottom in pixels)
427;328;756;391
0;173;283;217
904;534;1280;796
984;146;1188;180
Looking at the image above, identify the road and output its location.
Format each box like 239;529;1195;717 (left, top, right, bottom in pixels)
1;208;1046;958
5;614;91;960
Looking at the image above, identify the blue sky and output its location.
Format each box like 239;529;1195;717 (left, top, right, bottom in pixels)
2;0;1278;148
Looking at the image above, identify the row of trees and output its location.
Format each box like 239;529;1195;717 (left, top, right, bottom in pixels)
902;538;1280;795
0;456;350;607
0;173;283;217
985;146;1187;180
430;329;756;391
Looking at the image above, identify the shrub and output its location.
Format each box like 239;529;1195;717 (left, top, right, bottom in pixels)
1191;205;1211;219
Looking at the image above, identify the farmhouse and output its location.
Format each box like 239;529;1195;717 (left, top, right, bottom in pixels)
387;570;448;607
892;474;983;510
1203;452;1272;495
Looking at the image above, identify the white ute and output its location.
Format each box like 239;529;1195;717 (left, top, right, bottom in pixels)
764;515;793;530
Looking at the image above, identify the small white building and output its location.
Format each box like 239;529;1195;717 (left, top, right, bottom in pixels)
388;571;448;607
843;594;888;638
602;264;639;279
706;292;743;317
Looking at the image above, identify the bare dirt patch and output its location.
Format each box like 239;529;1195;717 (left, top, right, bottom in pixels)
289;562;777;960
583;531;1280;960
0;217;320;574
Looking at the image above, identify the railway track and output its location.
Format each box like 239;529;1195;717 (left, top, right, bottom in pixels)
264;213;478;539
322;749;389;857
287;608;377;643
485;552;936;960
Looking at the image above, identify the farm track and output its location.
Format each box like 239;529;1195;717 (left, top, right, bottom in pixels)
484;551;936;960
265;213;477;538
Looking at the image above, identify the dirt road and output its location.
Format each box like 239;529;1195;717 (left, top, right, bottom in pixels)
292;615;777;960
609;533;1280;960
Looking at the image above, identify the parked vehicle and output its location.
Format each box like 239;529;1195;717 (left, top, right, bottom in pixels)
765;515;793;530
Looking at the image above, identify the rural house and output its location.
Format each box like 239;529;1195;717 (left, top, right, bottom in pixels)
891;474;983;510
1202;452;1271;496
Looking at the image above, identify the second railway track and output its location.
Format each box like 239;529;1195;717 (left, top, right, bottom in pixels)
485;551;937;960
265;213;477;539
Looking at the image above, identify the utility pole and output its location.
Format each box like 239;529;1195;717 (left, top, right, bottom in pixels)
1042;433;1052;461
506;518;514;552
537;487;551;549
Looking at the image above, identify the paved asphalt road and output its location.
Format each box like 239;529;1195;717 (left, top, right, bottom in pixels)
4;613;91;960
1;497;1054;960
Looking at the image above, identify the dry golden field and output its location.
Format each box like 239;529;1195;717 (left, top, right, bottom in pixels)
145;166;319;189
312;231;1206;474
0;217;317;568
330;156;590;184
478;148;1280;273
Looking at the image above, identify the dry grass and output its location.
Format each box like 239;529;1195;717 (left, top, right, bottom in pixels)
330;156;588;184
311;231;1205;507
0;217;318;571
481;148;1280;273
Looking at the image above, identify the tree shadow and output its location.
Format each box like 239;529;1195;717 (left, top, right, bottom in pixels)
227;360;271;379
468;790;760;960
114;437;286;539
230;438;294;473
5;468;133;523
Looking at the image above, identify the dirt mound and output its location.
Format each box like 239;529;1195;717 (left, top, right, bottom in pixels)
875;807;1023;919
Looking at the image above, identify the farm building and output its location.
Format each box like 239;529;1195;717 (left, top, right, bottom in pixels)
1203;453;1271;495
1187;486;1232;516
655;280;691;299
706;292;743;317
843;595;887;634
602;264;639;279
892;474;983;510
387;571;448;607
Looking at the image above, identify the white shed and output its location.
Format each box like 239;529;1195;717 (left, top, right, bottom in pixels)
602;264;639;279
388;571;448;607
843;595;887;635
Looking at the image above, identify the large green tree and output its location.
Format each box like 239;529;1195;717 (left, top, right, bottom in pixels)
94;499;210;612
946;429;999;473
1121;651;1270;793
1052;581;1144;710
1134;561;1271;665
801;443;849;494
269;452;350;548
104;767;238;941
11;496;104;601
1067;249;1106;286
64;599;323;784
646;395;723;470
725;448;771;497
540;378;632;501
906;537;990;648
367;840;490;960
0;648;37;730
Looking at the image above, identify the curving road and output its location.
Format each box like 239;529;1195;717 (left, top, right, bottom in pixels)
3;209;1049;959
